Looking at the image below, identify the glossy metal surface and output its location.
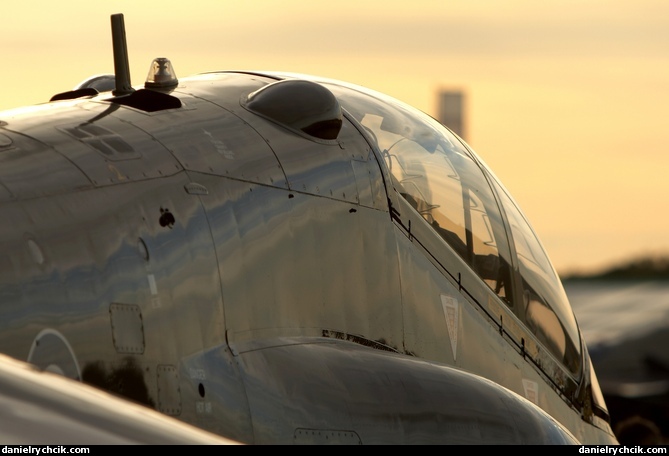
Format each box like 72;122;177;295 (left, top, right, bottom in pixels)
0;354;238;444
0;20;618;444
234;337;578;444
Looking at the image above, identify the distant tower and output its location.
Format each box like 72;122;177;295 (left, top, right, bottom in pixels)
438;91;466;140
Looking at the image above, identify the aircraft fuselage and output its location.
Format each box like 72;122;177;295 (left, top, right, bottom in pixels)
0;66;616;444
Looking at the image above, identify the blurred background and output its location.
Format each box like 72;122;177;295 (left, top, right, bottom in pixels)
1;0;668;443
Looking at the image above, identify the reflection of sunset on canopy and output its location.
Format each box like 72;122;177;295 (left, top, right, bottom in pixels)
1;0;668;275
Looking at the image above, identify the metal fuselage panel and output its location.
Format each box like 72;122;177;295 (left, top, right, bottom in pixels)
0;72;616;444
0;94;255;439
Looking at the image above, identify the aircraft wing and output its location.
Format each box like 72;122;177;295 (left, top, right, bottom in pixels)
226;336;580;444
0;354;240;445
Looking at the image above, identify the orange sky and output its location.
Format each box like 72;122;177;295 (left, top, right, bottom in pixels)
1;0;668;275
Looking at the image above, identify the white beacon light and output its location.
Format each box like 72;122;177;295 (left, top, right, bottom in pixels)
145;57;178;89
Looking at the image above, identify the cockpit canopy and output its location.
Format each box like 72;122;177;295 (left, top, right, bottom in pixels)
312;77;583;377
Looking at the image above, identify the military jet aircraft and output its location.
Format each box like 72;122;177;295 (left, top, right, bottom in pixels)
0;14;617;444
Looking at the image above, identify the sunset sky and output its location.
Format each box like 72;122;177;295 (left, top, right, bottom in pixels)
1;0;667;275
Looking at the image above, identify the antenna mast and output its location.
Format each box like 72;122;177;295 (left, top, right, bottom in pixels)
110;14;135;96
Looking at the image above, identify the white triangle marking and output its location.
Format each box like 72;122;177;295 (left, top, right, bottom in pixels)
441;294;459;361
522;379;539;405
